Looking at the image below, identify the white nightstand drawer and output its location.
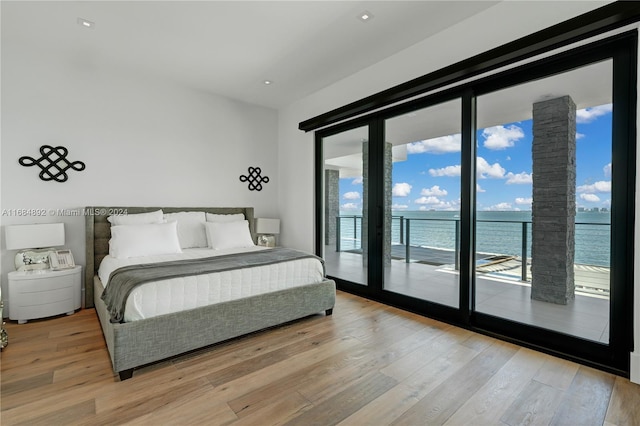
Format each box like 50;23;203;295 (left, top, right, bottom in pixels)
13;273;78;294
15;298;76;321
8;266;82;323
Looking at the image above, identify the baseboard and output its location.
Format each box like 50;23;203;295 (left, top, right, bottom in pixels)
630;352;640;384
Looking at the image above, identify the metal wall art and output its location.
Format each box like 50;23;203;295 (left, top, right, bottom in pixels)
19;145;86;182
239;166;269;191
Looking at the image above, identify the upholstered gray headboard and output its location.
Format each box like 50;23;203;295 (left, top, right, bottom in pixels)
84;206;255;308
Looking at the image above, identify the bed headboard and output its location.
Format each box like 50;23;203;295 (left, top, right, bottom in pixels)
84;206;255;308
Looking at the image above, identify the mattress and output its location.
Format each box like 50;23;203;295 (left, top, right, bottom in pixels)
98;246;325;322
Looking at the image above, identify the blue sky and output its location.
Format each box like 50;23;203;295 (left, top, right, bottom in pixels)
339;104;612;212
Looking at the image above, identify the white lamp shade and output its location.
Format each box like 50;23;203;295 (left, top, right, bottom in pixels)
255;218;280;235
5;223;65;250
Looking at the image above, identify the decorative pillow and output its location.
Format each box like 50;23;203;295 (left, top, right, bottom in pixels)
109;221;182;259
205;220;255;250
163;211;207;248
107;209;164;226
206;213;245;223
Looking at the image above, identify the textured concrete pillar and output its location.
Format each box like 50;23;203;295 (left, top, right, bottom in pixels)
362;141;392;266
531;96;576;304
324;169;339;246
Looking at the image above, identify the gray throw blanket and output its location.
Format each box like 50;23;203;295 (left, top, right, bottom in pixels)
102;247;325;323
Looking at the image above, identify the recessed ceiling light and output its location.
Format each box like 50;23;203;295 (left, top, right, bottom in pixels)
358;11;374;22
263;80;273;85
77;18;95;29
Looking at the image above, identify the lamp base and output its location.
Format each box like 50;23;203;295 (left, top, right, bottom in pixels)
257;235;276;248
14;248;56;271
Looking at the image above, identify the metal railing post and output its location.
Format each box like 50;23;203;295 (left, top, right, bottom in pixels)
399;216;404;245
521;222;528;281
335;216;341;252
455;220;460;271
353;215;357;243
405;219;411;263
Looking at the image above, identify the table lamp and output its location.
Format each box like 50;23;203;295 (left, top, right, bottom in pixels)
5;223;65;271
255;218;280;247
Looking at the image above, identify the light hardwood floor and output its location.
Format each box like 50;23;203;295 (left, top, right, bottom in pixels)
1;291;639;425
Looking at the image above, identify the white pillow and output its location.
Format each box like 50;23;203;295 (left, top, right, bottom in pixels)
107;209;164;226
163;211;207;248
205;220;255;250
206;212;245;222
109;221;182;259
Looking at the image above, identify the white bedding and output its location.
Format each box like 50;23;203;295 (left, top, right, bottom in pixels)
98;246;325;322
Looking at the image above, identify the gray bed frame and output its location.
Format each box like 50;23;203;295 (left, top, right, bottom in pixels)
85;206;336;381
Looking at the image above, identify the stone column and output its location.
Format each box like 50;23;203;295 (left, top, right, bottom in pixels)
531;95;576;304
362;141;392;266
324;169;339;247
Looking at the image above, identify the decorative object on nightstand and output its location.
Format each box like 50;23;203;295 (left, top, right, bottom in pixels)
5;222;82;324
255;218;280;247
0;286;7;350
5;223;66;271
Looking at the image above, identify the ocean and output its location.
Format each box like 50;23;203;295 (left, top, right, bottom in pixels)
337;210;611;267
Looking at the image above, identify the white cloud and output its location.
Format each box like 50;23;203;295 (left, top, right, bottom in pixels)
420;185;448;197
477;157;506;179
580;193;601;202
484;202;513;211
341;203;359;210
418;201;456;211
407;134;461;154
343;191;360;200
391;204;409;210
515;197;533;205
576;132;585;140
576;104;612;124
429;164;461;177
429;158;505;179
577;181;611;193
603;163;612;178
415;196;442;205
476;184;486;193
505;171;533;184
352;176;363;185
481;125;525;150
392;182;412;197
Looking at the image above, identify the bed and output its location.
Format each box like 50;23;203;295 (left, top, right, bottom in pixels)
85;206;336;380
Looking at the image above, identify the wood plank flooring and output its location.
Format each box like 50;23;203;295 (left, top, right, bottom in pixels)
1;291;639;425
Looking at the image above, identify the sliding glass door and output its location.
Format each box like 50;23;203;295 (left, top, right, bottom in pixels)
474;60;613;343
383;99;462;308
320;125;369;288
315;32;635;374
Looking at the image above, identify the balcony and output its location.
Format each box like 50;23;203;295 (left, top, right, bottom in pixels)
326;214;610;343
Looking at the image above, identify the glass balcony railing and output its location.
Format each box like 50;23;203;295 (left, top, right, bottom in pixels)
334;214;611;285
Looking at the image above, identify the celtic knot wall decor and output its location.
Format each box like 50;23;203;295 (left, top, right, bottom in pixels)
19;145;86;182
239;166;269;191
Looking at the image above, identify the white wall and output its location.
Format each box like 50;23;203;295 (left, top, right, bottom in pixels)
277;1;640;382
1;37;279;314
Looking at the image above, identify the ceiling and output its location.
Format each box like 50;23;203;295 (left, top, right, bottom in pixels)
2;1;501;109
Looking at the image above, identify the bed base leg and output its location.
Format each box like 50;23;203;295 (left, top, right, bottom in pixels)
118;369;134;381
325;308;333;316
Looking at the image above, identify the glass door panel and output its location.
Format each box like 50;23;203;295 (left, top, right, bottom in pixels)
383;99;461;307
321;126;369;286
475;60;612;343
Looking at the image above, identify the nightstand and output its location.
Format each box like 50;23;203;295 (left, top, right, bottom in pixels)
8;266;82;324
